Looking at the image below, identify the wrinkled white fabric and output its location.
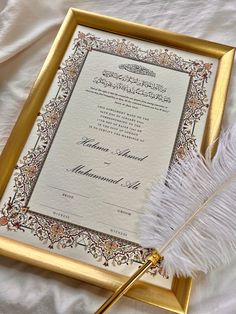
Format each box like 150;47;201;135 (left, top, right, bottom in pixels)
0;0;236;313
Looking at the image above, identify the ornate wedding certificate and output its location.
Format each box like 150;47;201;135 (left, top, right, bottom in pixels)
0;25;218;289
29;48;190;242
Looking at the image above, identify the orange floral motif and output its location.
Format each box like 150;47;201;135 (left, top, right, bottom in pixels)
44;111;60;126
204;63;212;71
20;207;29;214
188;96;200;109
64;66;78;78
22;164;38;178
0;216;8;226
176;146;186;160
104;240;119;255
50;223;64;237
115;43;127;55
77;32;86;40
158;52;170;65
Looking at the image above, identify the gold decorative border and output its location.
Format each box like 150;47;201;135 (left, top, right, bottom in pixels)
0;8;234;314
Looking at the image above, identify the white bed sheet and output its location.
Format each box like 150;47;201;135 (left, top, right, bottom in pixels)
0;0;236;313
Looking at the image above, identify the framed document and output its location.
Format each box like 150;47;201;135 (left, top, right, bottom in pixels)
0;8;234;314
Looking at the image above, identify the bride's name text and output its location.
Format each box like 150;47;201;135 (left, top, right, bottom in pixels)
76;136;148;162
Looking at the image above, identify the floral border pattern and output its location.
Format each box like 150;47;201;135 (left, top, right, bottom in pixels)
0;31;212;272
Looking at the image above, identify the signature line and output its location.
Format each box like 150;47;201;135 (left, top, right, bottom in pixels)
48;185;89;198
39;203;83;219
103;201;142;214
97;221;137;235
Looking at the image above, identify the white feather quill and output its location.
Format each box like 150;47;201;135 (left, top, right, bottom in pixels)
96;124;236;313
140;123;236;277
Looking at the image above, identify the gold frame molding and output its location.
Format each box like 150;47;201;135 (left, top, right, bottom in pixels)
0;8;234;314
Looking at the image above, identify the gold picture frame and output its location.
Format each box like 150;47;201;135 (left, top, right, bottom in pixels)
0;8;234;314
